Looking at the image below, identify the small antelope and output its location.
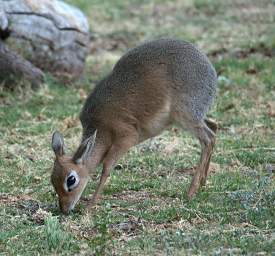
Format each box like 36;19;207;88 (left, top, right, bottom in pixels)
51;38;217;214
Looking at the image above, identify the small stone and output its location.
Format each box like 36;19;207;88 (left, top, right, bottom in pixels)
265;164;275;173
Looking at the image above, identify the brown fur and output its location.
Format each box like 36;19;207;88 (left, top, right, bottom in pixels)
51;39;217;214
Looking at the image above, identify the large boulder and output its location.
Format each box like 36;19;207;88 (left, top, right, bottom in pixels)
0;0;90;82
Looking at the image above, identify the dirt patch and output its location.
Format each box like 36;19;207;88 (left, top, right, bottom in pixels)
210;45;275;59
234;45;275;58
0;194;36;207
70;224;98;239
138;137;166;153
162;137;181;155
147;218;193;232
210;48;229;58
0;194;54;224
109;216;144;237
70;215;144;241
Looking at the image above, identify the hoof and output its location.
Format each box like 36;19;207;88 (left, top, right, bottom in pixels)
187;187;197;200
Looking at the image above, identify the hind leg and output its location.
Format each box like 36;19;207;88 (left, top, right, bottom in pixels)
199;139;214;187
200;118;217;186
178;118;217;179
177;117;215;199
188;121;215;198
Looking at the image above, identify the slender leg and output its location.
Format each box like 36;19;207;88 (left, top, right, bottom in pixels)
200;136;215;186
186;121;215;199
88;161;112;207
179;119;217;177
200;119;217;186
87;133;138;209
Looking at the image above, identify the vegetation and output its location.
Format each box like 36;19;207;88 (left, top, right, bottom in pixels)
0;0;274;255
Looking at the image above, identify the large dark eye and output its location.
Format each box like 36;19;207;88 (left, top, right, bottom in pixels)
65;170;79;192
67;175;76;188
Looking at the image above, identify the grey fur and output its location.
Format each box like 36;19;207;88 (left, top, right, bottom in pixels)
80;38;217;139
52;131;65;156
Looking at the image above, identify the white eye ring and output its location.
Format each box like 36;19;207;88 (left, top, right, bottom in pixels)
64;170;79;192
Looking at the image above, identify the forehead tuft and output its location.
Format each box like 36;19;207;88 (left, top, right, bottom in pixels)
54;156;76;170
52;157;80;180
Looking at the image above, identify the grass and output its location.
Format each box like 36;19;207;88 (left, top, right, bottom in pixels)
0;0;275;255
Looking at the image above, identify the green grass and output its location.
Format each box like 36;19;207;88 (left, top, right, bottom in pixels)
0;0;275;255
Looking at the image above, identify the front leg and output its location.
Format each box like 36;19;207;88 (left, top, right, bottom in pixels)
87;134;138;210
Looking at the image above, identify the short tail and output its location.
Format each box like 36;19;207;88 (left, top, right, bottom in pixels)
204;118;218;133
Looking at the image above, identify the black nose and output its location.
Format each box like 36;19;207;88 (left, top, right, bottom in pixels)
60;207;70;215
59;203;71;215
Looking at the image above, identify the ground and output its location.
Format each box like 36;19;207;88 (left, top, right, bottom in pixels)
0;0;274;255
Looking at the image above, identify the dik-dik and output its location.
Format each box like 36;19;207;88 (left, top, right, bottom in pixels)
51;38;217;214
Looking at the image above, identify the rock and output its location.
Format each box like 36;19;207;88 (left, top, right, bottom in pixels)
1;0;90;82
265;164;275;173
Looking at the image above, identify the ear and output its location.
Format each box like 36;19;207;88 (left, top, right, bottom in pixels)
52;131;65;157
73;130;97;165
